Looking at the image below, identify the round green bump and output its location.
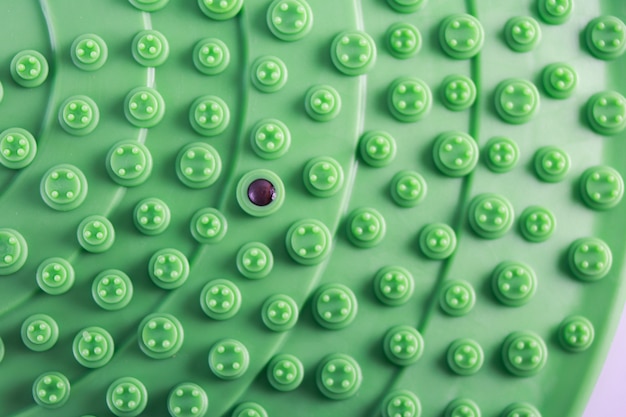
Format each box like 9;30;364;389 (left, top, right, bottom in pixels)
176;142;222;189
484;136;519;173
193;38;230;75
106;377;148;417
441;74;477;111
71;34;108;71
316;353;362;400
200;279;241;320
236;242;273;279
189;95;230;136
568;237;612;282
167;383;208;417
388;77;432;122
312;283;358;330
586;16;626;60
359;131;397;167
138;313;184;359
250;119;291;160
36;257;75;295
433;131;479;177
559;316;595;353
580;166;624;210
267;0;313;41
533;146;570;182
267;353;304;391
129;0;169;12
383;325;424;366
468;193;514;239
286;218;332;265
440;280;475;316
251;56;288;93
303;156;344;198
305;85;341;122
41;164;88;211
519;206;556;242
331;30;376;76
11;50;48;88
445;398;481;417
148;248;189;290
92;269;134;311
124;86;165;128
346;207;386;248
501;331;548;377
133;197;170;235
198;0;243;20
32;371;70;408
58;95;99;136
419;223;457;260
386;22;421;59
0;127;37;169
106;140;153;187
262;294;299;332
0;337;4;363
382;390;421;417
501;403;542;417
208;339;249;379
439;14;484;59
587;91;626;135
447;338;484;376
236;169;285;216
21;314;58;352
390;170;427;207
386;0;425;13
374;266;415;306
0;81;3;103
542;63;577;99
0;228;28;276
492;261;537;307
72;326;114;368
132;29;169;67
232;402;267;417
190;207;227;244
495;78;540;124
538;0;573;25
77;215;115;253
504;16;541;52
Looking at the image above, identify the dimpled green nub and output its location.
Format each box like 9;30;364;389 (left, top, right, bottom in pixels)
419;223;457;260
441;74;477;111
77;215;115;253
580;166;624;210
176;142;222;189
251;56;288;93
346;207;386;248
359;131;397;168
504;16;541;53
533;146;570;182
586;16;626;60
383;325;424;366
92;269;134;311
236;242;274;279
492;261;537;307
495;78;540;124
313;283;358;330
71;34;107;71
568;237;612;282
267;0;313;41
0;127;37;169
168;383;208;417
21;314;59;352
148;248;190;290
132;29;169;67
386;0;425;13
262;294;299;332
538;0;573;25
316;353;362;400
447;338;484;376
267;353;304;391
559;316;595;353
58;95;100;136
0;337;4;363
36;257;75;295
208;338;249;379
586;91;626;135
236;169;285;216
374;266;415;306
388;77;432;122
502;331;548;377
72;326;114;368
251;119;291;160
199;0;243;20
305;85;341;122
440;280;475;316
190;95;230;136
484;136;519;173
232;402;268;417
32;371;70;408
138;313;184;359
106;377;148;417
381;390;421;417
193;38;230;75
445;398;481;417
439;14;484;59
390;170;427;207
106;140;153;187
303;156;344;198
190;207;227;244
542;63;577;99
331;31;376;76
41;164;88;211
468;193;514;239
0;228;28;276
124;86;166;128
200;279;242;320
129;0;170;12
10;50;48;88
286;218;332;265
519;206;556;242
501;403;542;417
433;131;479;177
133;197;170;236
386;22;421;59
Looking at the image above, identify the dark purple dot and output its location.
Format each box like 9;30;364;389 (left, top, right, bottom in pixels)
247;179;276;207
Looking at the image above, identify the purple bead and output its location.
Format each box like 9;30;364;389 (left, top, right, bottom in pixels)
247;179;276;207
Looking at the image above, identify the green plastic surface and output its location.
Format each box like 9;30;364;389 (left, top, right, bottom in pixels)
0;0;625;416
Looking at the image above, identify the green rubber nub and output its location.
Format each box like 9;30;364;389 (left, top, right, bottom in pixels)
134;197;171;235
439;280;475;316
32;371;70;409
383;325;424;366
390;170;427;207
138;313;184;359
0;337;4;364
198;0;243;20
132;29;169;67
72;326;115;368
266;0;313;41
232;402;268;417
331;30;377;76
58;95;100;136
359;130;397;167
92;269;134;311
433;131;479;177
106;140;153;187
447;338;484;376
533;146;570;182
316;353;362;400
251;56;288;93
124;86;166;128
236;241;274;279
586;91;626;135
374;266;415;306
148;248;190;290
106;377;148;417
36;257;75;295
286;218;332;265
468;193;515;239
176;142;222;189
40;164;88;211
504;16;541;53
519;206;556;242
250;119;291;160
501;402;542;417
0;228;28;276
200;279;242;320
303;156;344;198
441;74;476;111
491;261;537;307
346;207;386;248
386;0;426;13
0;127;37;169
483;136;519;173
312;283;358;330
445;398;481;417
386;22;421;59
419;223;457;260
129;0;170;12
501;331;548;377
190;207;227;244
71;34;108;71
305;85;341;121
494;78;540;124
262;294;299;332
381;390;422;417
11;49;49;88
568;237;612;282
236;169;285;216
439;14;484;59
208;338;249;380
77;215;115;253
167;383;209;417
579;166;624;210
267;353;304;391
21;314;59;352
542;63;578;99
538;0;573;25
189;95;230;136
559;315;595;353
193;38;230;75
388;77;432;122
585;16;626;60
